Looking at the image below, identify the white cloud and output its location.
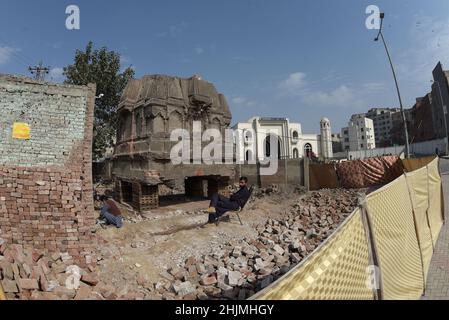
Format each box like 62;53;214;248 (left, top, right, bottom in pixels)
195;47;204;55
232;96;257;107
279;72;307;93
398;15;449;84
277;70;386;108
0;46;20;65
232;97;245;104
49;67;65;83
50;42;63;49
361;82;387;91
121;55;131;64
301;85;360;108
156;22;188;38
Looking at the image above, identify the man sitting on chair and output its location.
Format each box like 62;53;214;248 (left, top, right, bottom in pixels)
206;177;251;223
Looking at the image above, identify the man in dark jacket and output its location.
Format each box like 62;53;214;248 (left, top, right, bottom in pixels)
99;195;123;228
206;177;251;223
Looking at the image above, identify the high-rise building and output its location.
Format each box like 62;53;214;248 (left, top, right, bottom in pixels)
431;61;449;140
365;108;400;147
390;108;413;146
410;94;437;143
341;114;376;151
331;133;343;153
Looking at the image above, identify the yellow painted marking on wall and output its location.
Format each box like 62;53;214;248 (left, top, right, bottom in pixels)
12;122;30;140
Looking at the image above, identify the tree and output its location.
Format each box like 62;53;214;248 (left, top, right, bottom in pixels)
64;41;135;160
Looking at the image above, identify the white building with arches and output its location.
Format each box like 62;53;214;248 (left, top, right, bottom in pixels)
233;117;333;162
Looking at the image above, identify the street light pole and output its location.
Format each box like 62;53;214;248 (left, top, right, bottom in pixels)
432;80;449;155
375;13;411;158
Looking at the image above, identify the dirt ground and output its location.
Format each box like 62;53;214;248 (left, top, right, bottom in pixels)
94;188;302;295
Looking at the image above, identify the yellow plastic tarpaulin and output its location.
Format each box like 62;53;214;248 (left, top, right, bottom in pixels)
0;282;5;300
402;156;436;173
427;158;444;246
366;175;424;299
405;167;433;282
253;209;374;300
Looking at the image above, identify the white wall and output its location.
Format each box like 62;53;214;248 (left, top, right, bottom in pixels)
233;118;321;161
338;138;447;160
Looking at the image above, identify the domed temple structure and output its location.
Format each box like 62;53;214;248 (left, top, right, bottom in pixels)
112;74;236;211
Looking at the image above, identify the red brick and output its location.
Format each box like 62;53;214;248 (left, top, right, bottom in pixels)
81;273;99;286
18;278;39;290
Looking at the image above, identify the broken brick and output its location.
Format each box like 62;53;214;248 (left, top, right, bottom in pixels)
81;273;99;286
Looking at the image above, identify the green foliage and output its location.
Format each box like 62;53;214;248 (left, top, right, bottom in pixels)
63;41;135;160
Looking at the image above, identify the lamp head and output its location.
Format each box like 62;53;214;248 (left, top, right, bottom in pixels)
374;13;385;41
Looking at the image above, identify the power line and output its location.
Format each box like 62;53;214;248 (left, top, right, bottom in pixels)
0;43;29;68
0;35;35;68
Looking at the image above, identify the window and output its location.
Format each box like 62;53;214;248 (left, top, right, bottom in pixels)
345;138;349;142
264;135;281;159
361;128;364;132
362;136;365;140
293;148;299;159
344;130;348;135
245;150;253;162
292;131;299;140
244;130;253;142
361;144;364;148
304;143;313;158
265;137;271;157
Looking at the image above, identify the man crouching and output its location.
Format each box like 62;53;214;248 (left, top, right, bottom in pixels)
99;195;123;228
206;177;251;224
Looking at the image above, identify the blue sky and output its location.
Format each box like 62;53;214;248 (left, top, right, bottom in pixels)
1;0;449;133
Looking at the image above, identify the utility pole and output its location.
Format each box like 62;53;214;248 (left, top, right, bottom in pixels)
374;13;411;158
28;61;50;81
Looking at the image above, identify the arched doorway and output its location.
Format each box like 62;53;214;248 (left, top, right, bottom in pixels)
264;134;281;159
245;149;253;162
304;143;313;158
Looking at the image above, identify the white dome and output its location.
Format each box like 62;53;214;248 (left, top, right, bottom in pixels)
321;117;330;123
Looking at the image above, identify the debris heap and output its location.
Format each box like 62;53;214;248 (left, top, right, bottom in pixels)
0;243;99;300
149;189;361;300
1;188;363;300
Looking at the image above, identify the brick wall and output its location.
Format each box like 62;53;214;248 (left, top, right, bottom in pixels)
0;75;96;267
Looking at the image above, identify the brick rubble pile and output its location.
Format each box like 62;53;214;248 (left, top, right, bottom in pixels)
147;189;361;300
0;242;100;300
1;188;363;300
